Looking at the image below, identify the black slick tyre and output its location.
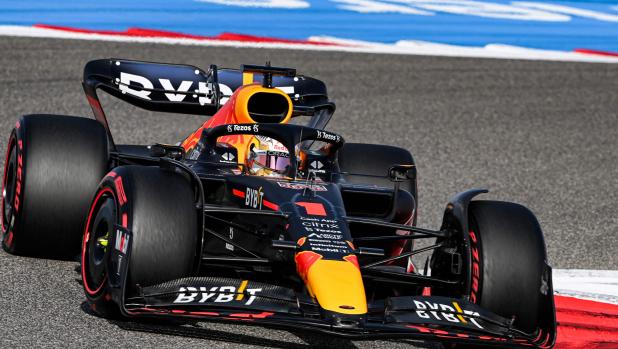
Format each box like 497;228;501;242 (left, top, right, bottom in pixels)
81;166;198;317
2;115;109;258
467;200;548;333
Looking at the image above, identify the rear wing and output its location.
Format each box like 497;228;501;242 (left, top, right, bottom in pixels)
82;58;334;145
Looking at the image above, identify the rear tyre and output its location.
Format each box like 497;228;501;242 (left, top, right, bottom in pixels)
82;166;198;317
467;200;547;333
2;115;109;258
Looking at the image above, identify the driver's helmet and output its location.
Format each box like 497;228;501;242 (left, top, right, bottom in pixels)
246;136;290;177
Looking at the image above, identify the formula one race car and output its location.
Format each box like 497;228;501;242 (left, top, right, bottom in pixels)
2;59;556;348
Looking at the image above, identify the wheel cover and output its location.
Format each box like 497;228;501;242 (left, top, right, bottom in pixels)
82;188;117;296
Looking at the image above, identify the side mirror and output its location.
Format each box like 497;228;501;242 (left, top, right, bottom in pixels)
388;164;415;182
148;144;185;160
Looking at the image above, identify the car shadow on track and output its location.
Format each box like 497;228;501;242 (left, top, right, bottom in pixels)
80;301;360;349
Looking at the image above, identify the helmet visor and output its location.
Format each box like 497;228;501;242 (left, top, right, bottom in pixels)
253;150;290;173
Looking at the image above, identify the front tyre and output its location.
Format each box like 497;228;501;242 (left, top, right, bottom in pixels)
468;200;549;333
82;166;199;317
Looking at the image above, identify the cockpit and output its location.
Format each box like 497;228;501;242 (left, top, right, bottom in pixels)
179;63;338;180
192;123;344;181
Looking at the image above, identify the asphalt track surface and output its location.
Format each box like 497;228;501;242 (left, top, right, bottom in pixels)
0;36;616;348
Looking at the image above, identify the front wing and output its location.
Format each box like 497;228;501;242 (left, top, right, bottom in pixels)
107;227;555;348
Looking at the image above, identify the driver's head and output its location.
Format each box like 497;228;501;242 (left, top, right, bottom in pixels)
246;136;290;177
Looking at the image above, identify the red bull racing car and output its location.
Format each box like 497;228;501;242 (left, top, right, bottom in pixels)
2;59;556;348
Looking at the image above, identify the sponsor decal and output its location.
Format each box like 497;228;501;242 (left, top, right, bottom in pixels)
412;299;484;330
300;217;351;254
316;130;340;142
226;124;259;133
276;181;328;191
174;281;262;305
118;71;237;105
307;232;342;239
306;238;349;253
114;228;130;254
301;216;340;231
245;187;264;209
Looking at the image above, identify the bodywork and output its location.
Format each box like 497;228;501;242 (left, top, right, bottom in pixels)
83;58;556;348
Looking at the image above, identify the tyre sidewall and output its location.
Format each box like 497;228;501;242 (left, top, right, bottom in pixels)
468;200;546;332
2;128;21;253
81;172;122;316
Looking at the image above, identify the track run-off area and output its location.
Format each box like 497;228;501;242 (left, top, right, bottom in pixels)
0;35;616;348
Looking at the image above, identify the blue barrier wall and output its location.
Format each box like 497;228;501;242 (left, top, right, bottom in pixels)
1;0;617;52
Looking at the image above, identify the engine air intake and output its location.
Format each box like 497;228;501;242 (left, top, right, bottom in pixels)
247;92;290;123
234;84;293;125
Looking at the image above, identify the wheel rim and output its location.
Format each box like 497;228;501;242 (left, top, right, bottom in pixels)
82;188;117;296
2;137;17;238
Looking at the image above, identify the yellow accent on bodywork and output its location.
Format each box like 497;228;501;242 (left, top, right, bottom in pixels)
237;280;248;300
242;72;254;85
453;301;467;323
305;259;367;315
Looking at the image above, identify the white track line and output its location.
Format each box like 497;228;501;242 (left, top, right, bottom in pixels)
553;269;618;304
0;25;617;63
310;36;618;63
